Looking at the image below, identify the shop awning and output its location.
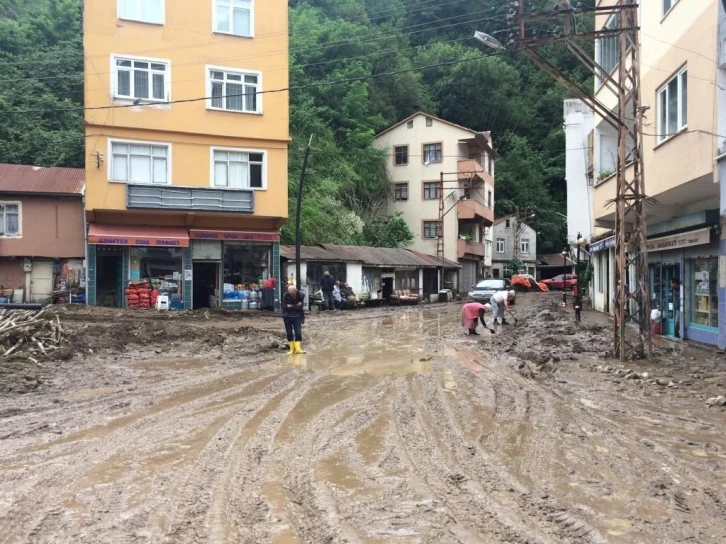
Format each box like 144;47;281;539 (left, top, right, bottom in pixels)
88;224;190;247
189;229;280;242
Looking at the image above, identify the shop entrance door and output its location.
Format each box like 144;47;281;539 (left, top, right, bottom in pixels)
663;265;680;338
97;255;123;308
193;262;219;310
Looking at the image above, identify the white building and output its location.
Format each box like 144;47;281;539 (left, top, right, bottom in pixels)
491;216;537;279
373;111;495;291
564;99;595;245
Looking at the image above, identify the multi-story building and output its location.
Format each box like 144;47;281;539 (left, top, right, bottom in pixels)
564;99;595;246
373;111;495;292
491;216;537;279
83;0;289;309
584;0;725;348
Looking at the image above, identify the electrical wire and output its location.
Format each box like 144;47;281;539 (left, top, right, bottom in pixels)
0;47;520;115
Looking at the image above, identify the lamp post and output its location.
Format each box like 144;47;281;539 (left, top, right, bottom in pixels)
575;232;582;322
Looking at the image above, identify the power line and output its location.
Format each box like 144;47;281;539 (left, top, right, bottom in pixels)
1;48;517;115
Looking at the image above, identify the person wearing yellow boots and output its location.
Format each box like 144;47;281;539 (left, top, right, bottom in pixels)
282;284;306;354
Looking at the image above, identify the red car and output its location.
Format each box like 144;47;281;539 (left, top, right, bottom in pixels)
542;274;578;290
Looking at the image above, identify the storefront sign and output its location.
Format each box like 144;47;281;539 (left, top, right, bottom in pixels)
189;229;280;243
88;235;189;247
589;236;615;253
646;228;711;252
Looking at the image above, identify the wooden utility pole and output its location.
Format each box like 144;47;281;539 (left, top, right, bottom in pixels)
510;0;651;360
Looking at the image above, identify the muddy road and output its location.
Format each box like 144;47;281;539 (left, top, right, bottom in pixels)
1;298;725;543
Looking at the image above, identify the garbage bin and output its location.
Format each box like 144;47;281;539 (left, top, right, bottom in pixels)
438;289;452;303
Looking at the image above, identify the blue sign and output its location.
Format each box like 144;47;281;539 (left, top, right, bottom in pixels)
589;236;615;253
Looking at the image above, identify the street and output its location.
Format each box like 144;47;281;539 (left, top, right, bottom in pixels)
1;297;725;543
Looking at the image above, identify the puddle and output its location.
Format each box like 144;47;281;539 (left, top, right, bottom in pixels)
317;453;366;492
131;358;211;371
356;412;389;464
332;358;431;378
442;370;457;391
60;387;116;401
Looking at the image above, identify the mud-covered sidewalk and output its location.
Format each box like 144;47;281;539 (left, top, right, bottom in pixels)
0;296;725;543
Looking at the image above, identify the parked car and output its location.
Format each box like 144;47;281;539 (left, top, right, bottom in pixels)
542;274;577;290
467;279;516;304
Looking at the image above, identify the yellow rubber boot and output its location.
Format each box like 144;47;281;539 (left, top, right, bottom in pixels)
293;341;306;354
287;341;295;354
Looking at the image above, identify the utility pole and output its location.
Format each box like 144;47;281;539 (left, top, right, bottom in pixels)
504;0;651;361
295;135;313;290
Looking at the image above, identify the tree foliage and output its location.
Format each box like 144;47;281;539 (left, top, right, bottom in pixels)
0;0;595;252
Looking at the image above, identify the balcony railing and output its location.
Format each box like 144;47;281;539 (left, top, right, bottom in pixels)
457;199;494;225
458;159;493;186
457;239;485;259
127;185;254;213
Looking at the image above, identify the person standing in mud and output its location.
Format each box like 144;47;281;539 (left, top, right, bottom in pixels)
461;302;493;335
320;271;336;311
282;285;306;354
490;290;516;325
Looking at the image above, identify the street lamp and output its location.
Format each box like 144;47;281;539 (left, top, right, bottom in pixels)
474;31;507;51
574;232;586;323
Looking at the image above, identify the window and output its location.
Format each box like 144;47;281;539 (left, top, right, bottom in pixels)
214;0;253;37
663;0;678;16
407;120;414;129
496;238;505;253
521;238;530;255
394;146;408;166
208;67;260;113
426;117;433;127
111;141;170;184
394;183;408;201
423;182;440;201
487;190;492;208
118;0;164;25
0;202;20;236
505;219;511;228
212;148;265;189
113;56;169;102
657;67;687;142
423;143;442;164
597;14;620;83
423;221;441;240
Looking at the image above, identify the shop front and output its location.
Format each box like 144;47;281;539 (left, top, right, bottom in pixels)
647;226;721;346
189;229;281;310
87;225;189;309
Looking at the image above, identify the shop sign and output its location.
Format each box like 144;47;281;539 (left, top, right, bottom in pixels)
88;235;189;247
588;236;615;253
646;228;710;252
189;230;280;242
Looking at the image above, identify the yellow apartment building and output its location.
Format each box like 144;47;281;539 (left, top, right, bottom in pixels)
586;0;725;348
83;0;289;309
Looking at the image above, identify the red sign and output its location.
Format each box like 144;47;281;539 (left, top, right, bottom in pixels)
88;235;189;247
189;230;280;242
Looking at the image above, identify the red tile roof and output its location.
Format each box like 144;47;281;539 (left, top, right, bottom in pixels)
0;163;84;196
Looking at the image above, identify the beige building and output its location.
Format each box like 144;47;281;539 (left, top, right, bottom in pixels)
587;0;725;348
373;112;495;292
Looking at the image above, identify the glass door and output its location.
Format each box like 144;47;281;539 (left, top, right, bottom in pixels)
663;265;680;338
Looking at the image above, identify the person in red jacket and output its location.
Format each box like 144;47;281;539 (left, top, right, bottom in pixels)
461;302;493;335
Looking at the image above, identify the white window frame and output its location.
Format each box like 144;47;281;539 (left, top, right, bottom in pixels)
0;201;22;238
496;238;505;253
657;66;688;143
521;238;530;255
118;0;165;26
210;146;267;191
596;14;620;88
111;54;171;103
213;0;254;38
663;0;678;17
108;138;172;185
206;65;262;114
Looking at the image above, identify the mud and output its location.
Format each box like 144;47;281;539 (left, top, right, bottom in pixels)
0;296;725;543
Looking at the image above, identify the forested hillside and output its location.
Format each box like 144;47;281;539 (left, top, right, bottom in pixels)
0;0;593;252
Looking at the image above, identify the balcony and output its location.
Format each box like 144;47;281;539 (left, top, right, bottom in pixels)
458;159;493;186
127;185;254;213
457;198;494;225
457;239;485;259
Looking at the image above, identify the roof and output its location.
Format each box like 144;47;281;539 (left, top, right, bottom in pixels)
538;254;576;267
280;244;461;269
374;111;485;140
0;163;84;196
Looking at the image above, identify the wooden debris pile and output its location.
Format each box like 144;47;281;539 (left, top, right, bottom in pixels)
1;309;66;362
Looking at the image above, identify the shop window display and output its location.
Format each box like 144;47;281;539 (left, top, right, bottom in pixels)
686;257;718;329
127;247;183;309
223;245;270;287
